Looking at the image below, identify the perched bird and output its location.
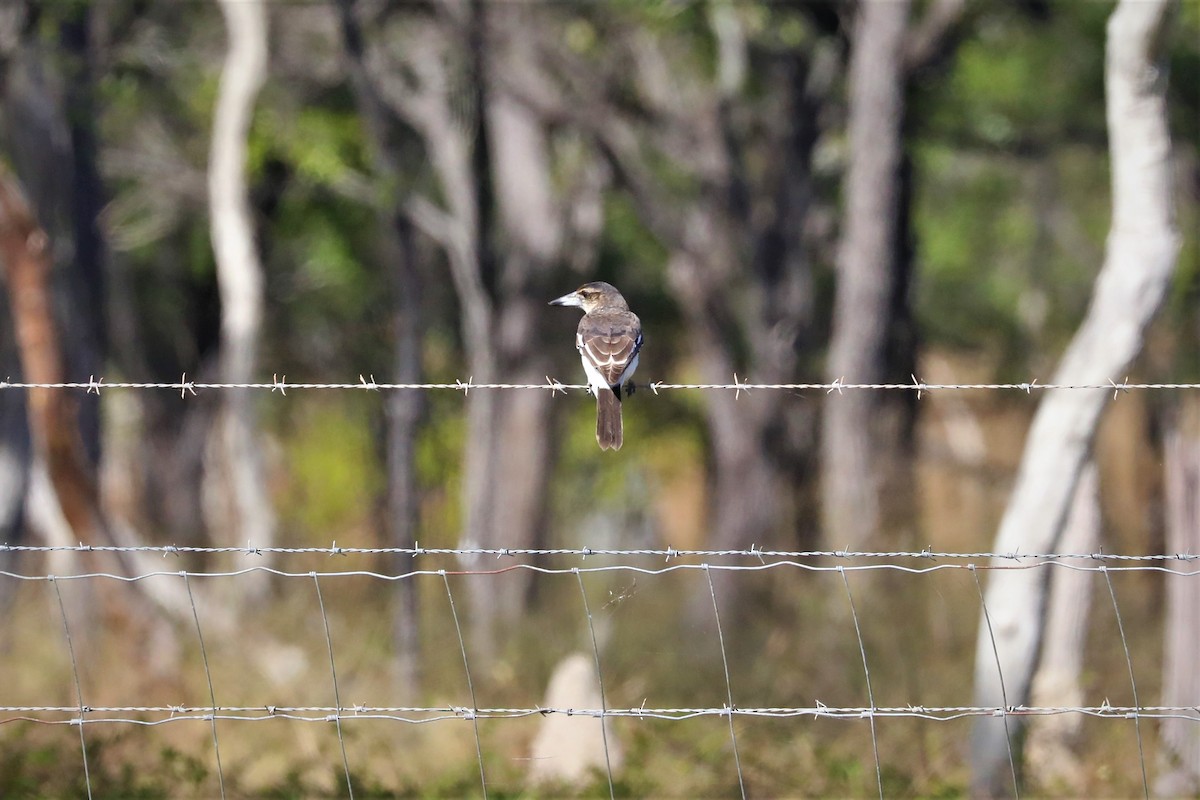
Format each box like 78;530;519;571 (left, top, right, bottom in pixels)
549;281;643;450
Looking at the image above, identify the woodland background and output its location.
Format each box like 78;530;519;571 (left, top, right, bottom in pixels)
0;0;1198;796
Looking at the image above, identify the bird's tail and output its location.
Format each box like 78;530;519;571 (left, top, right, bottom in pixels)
596;389;622;451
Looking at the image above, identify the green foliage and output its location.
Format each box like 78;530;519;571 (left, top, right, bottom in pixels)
0;733;209;798
277;398;383;539
415;395;466;542
909;2;1155;370
255;103;368;189
921;4;1107;147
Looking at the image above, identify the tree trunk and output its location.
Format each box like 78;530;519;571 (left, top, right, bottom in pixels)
336;0;426;695
1156;400;1200;797
0;318;30;617
385;215;424;697
469;10;562;640
971;2;1179;794
207;0;274;580
1024;460;1100;791
59;6;105;467
822;0;912;549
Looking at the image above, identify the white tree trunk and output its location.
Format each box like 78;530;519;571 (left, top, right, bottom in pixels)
1024;461;1100;791
207;0;274;573
1156;402;1200;797
970;1;1179;794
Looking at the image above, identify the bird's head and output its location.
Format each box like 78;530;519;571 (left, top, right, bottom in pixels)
548;281;628;313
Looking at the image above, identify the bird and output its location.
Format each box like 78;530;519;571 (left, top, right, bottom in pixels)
549;281;643;451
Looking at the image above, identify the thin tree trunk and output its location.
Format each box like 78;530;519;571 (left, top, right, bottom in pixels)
822;0;912;549
1156;401;1200;797
469;10;562;636
207;0;274;580
1024;461;1100;791
0;307;30;617
336;0;425;694
385;215;424;696
59;6;105;467
971;2;1179;794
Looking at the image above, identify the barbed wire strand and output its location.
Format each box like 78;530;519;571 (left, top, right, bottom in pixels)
50;577;92;800
971;566;1020;799
839;567;883;800
574;569;616;800
703;564;746;800
313;574;354;800
183;572;226;799
5;543;1197;563
4;376;1200;396
3;704;1196;723
1102;567;1149;799
442;572;487;799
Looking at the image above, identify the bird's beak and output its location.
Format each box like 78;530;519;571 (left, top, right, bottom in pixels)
549;291;582;308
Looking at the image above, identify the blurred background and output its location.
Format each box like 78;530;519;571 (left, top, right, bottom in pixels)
0;0;1197;796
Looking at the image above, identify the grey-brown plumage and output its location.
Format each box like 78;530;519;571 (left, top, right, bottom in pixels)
549;282;643;450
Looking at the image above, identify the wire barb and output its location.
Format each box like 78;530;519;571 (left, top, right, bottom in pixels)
733;373;749;400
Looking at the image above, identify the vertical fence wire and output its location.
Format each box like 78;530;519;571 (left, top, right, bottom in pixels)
838;567;883;800
183;572;226;799
573;569;616;800
313;573;354;799
50;577;92;800
970;565;1020;799
703;565;746;800
441;571;487;799
1101;566;1149;799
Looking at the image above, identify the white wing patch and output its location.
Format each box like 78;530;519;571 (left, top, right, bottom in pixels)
576;331;641;396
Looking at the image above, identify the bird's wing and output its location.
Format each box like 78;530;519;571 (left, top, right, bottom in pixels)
577;311;642;387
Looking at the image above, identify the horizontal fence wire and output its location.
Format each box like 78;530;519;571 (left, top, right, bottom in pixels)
0;375;1198;397
2;545;1198;562
2;706;1198;725
2;562;1200;584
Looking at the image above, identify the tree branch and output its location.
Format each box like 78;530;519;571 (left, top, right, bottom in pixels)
903;0;968;74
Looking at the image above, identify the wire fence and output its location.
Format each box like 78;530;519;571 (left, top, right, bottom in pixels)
2;377;1198;797
2;546;1197;797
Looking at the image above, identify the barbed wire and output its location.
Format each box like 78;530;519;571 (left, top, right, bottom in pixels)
3;544;1197;562
0;374;1197;397
1;704;1196;726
